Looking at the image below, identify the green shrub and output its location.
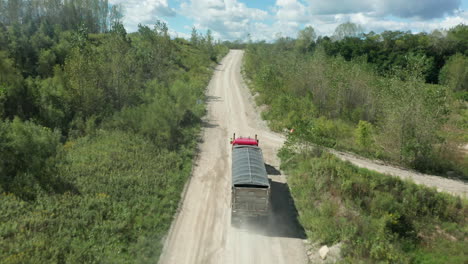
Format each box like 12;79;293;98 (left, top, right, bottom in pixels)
355;120;375;152
0;118;61;200
439;53;468;93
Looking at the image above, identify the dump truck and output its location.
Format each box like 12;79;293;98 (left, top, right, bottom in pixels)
230;133;270;226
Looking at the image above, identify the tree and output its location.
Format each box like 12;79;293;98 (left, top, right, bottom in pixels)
190;26;198;46
446;24;468;55
102;22;140;110
109;3;124;29
0;50;27;118
154;20;169;37
439;53;468;92
206;29;216;61
65;45;105;119
295;26;316;53
36;66;72;130
333;22;363;41
379;55;449;168
36;49;57;77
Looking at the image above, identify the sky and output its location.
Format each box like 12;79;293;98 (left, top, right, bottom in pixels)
108;0;468;41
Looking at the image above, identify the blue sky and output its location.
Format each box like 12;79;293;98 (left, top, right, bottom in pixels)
109;0;468;41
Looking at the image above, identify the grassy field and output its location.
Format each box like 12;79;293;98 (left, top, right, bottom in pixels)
1;130;197;263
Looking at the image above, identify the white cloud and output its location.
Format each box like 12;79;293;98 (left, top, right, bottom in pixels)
308;0;373;15
169;29;191;39
307;0;461;19
358;10;468;33
226;0;311;42
276;0;467;37
307;9;467;36
276;0;308;23
110;0;176;32
180;0;268;40
375;0;460;19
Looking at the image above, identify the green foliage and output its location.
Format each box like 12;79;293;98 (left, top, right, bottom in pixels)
279;147;467;263
439;53;468;94
333;22;364;41
0;130;194;263
319;25;468;84
0;0;120;33
35;66;72;130
378;71;450;170
244;33;466;178
355;120;374;151
0;2;228;262
295;26;316;53
36;49;57;77
0;118;61;200
0;50;27;118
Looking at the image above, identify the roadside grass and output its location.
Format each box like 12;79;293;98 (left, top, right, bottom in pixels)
279;145;467;263
0;130;196;263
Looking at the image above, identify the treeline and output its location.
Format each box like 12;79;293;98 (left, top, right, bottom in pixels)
0;0;121;33
319;23;468;85
244;24;467;177
0;0;228;262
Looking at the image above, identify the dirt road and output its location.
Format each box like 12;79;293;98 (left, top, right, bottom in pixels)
159;50;308;264
330;150;468;198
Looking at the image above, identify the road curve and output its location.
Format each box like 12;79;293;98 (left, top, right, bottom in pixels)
158;50;308;264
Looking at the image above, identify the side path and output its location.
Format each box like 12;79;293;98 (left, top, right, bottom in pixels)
330;149;468;198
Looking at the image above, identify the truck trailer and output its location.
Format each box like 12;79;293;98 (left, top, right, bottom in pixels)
230;133;270;226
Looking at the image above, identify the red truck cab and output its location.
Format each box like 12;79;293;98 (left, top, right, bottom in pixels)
230;133;259;147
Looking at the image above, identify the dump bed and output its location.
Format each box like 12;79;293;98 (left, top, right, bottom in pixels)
231;145;269;188
231;145;270;218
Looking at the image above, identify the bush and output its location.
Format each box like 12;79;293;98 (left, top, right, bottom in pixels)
355;120;375;152
0;118;61;200
439;53;468;93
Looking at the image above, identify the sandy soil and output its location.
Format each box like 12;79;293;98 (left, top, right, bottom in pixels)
158;50;309;264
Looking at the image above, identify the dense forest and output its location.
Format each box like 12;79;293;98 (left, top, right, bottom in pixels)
244;24;468;177
244;24;467;263
0;0;227;262
319;23;468;86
